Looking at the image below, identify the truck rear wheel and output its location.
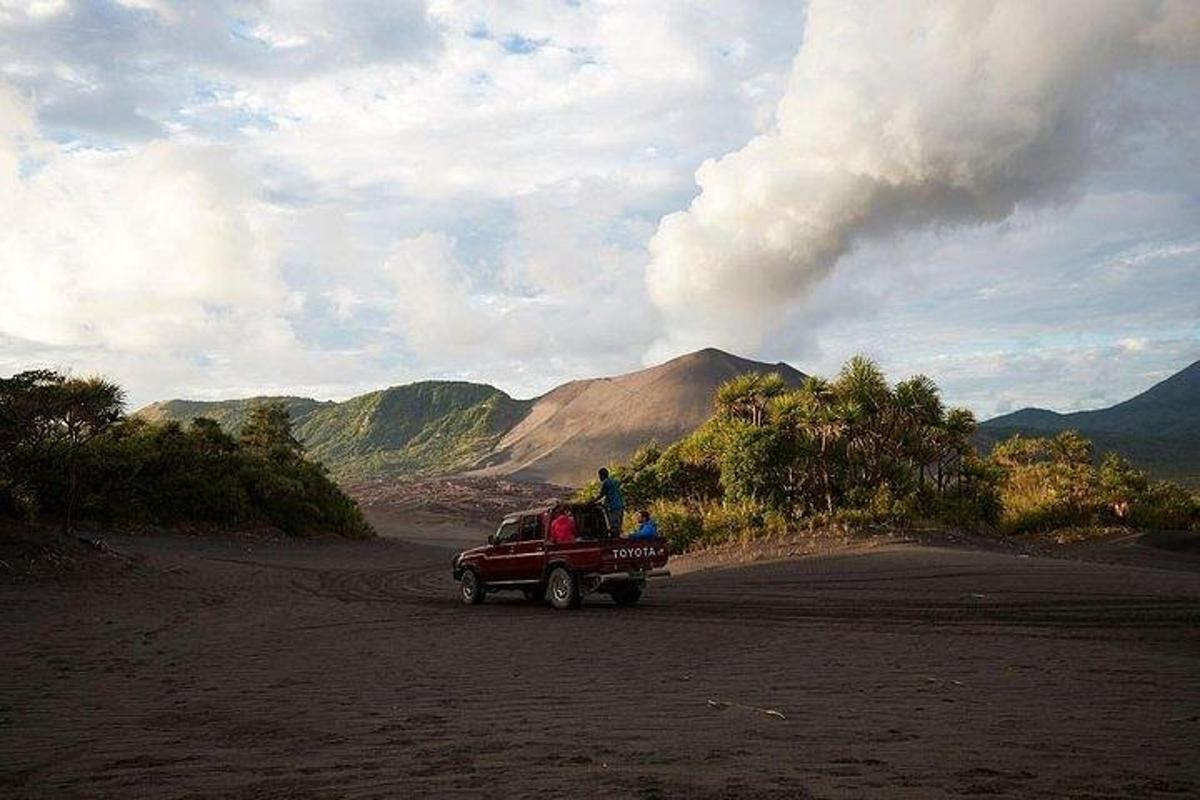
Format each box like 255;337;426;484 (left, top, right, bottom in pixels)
547;566;580;610
610;583;643;607
460;568;484;605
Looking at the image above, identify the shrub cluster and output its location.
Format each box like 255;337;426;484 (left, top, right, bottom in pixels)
992;432;1198;534
586;358;1197;552
1;370;372;538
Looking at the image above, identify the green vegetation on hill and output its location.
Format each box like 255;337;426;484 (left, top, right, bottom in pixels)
140;382;532;481
2;371;372;538
140;396;332;433
991;431;1197;534
978;359;1200;487
583;358;1198;553
299;382;531;480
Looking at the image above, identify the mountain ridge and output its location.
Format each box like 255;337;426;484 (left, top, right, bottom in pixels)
136;348;804;485
978;359;1200;485
471;348;806;485
141;353;1200;488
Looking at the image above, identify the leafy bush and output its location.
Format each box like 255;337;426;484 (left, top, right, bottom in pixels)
989;434;1198;535
606;356;992;542
0;372;373;538
717;423;791;509
1129;480;1199;530
646;498;792;553
649;499;703;553
602;359;1196;553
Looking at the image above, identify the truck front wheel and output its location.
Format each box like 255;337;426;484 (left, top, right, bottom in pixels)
460;568;484;605
547;566;581;610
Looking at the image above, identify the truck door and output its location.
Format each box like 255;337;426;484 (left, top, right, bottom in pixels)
507;514;547;581
481;519;520;581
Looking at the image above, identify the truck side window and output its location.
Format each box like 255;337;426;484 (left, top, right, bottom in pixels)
495;521;519;544
519;515;541;541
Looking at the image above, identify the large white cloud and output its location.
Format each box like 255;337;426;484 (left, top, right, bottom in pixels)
646;0;1200;352
0;83;293;354
379;177;662;389
0;1;1196;413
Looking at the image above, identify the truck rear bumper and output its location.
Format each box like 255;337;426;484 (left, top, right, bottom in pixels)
594;568;670;584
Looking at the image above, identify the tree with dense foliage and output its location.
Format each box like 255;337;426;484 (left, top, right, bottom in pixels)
715;372;788;427
0;371;373;538
240;402;305;463
991;432;1197;533
581;357;997;549
589;356;1197;553
57;376;126;532
0;371;125;529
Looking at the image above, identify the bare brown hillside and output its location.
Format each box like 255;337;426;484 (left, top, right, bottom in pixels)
470;348;805;486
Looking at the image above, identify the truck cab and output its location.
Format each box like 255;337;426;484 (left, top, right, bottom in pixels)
452;503;669;609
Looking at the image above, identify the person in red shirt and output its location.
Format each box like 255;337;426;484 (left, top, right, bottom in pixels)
548;507;577;544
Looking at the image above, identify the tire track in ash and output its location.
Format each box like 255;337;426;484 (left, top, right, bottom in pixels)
294;560;455;605
199;543;456;606
651;553;1200;633
649;591;1200;631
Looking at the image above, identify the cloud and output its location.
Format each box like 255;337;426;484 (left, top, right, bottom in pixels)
0;82;292;355
1;2;814;405
773;187;1200;415
0;1;1196;416
0;0;439;143
645;0;1200;353
379;178;662;387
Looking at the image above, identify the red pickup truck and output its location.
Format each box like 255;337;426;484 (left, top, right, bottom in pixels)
452;503;669;609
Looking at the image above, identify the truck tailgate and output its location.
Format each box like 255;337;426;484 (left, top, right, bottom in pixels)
602;539;669;574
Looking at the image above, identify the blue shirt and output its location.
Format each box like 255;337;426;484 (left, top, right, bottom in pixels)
600;476;624;512
630;519;658;540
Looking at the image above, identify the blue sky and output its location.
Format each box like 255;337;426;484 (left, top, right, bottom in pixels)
0;0;1197;416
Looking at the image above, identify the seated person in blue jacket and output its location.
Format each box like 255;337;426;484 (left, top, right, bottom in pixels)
629;509;658;540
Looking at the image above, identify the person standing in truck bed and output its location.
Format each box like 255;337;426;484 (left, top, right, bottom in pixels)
597;467;624;537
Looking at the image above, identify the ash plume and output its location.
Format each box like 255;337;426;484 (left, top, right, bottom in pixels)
646;0;1200;349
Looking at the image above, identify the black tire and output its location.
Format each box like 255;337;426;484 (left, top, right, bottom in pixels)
547;566;580;610
610;583;643;607
460;568;484;605
523;585;546;603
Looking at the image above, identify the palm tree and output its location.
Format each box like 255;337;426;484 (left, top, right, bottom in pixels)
939;407;977;492
833;357;892;487
834;356;890;415
715;372;788;427
774;377;858;513
894;375;945;488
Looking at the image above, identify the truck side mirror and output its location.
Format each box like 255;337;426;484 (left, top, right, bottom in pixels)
487;533;497;545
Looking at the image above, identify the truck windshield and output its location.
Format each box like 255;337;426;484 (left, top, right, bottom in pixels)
494;521;518;543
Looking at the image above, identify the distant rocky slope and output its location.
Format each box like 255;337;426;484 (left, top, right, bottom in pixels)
978;359;1200;487
471;348;806;485
137;349;803;485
